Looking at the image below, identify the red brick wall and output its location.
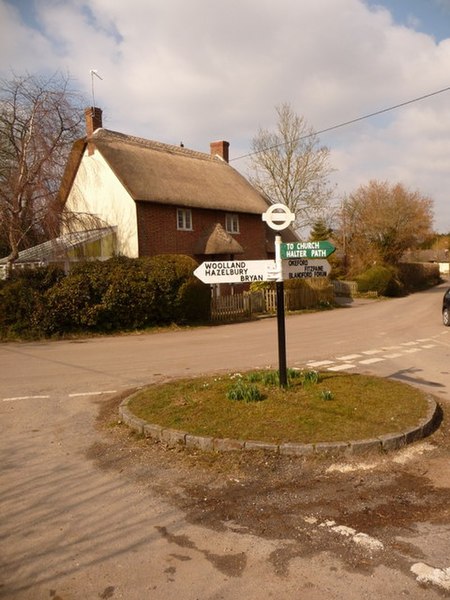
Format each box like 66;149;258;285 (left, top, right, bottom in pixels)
136;202;268;260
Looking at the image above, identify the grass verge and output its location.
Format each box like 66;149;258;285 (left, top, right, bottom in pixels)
128;370;429;444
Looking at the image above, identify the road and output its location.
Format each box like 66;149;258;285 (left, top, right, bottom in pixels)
1;281;450;599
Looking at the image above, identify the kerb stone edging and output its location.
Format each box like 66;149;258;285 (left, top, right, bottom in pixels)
118;393;441;457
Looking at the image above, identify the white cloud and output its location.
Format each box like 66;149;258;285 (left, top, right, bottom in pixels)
1;0;450;231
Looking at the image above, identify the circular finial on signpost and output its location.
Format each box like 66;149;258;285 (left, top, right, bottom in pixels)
262;203;295;231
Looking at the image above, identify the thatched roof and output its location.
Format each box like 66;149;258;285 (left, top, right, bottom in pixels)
402;249;450;263
60;128;271;215
194;223;244;255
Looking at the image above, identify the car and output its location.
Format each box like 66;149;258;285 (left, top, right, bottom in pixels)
443;288;450;326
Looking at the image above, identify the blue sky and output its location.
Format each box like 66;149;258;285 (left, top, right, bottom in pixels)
1;0;450;232
365;0;450;42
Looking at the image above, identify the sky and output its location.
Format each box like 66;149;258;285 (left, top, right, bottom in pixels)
1;0;450;233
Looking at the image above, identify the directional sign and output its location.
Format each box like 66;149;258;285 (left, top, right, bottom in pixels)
281;241;335;259
282;258;331;279
194;259;277;284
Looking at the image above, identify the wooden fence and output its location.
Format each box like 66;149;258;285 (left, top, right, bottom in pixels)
332;280;358;297
211;280;334;321
211;293;252;322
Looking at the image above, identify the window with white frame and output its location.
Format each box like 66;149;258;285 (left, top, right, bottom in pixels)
177;208;192;231
225;213;239;234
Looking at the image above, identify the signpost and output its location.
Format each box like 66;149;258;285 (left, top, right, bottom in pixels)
193;203;334;388
262;204;296;387
282;258;331;280
194;259;277;284
281;241;335;259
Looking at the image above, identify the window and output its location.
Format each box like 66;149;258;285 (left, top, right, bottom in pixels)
177;208;192;231
225;213;239;234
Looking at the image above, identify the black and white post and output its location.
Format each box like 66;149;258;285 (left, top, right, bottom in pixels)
262;204;296;388
275;234;288;387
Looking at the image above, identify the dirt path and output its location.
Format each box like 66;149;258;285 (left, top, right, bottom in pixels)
88;393;450;597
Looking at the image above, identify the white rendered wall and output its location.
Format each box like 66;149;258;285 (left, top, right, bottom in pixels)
65;149;139;257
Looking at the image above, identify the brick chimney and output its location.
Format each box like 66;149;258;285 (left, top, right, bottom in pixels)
210;140;229;163
85;106;103;135
85;107;103;155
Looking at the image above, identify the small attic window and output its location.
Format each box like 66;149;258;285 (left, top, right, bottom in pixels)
177;208;192;231
225;213;239;234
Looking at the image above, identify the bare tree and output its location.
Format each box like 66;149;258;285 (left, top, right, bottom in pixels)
0;72;85;275
250;103;334;229
340;180;434;274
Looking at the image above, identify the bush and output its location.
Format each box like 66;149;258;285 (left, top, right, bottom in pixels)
177;277;210;322
398;262;440;292
0;264;64;291
355;265;404;297
0;255;210;339
42;255;209;334
145;255;209;323
0;266;64;338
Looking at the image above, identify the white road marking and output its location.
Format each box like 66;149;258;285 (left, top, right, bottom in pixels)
301;333;441;377
2;395;50;402
2;390;117;402
68;390;117;397
328;364;355;371
359;357;385;365
307;360;334;367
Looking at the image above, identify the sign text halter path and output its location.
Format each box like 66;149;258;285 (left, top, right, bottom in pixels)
281;240;335;259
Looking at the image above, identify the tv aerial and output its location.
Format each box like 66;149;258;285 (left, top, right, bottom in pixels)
90;69;103;107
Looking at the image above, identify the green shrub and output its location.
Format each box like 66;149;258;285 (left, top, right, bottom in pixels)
93;259;158;329
145;255;206;323
44;273;98;333
356;265;403;297
398;262;440;292
0;266;65;338
227;380;263;402
177;277;210;322
0;279;44;337
0;264;65;291
0;255;211;338
43;255;206;334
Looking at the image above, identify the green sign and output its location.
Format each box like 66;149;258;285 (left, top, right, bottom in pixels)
281;241;336;259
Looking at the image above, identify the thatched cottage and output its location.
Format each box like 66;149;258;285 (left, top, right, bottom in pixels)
56;107;297;267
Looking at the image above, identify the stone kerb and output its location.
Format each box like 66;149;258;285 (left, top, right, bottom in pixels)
119;393;440;457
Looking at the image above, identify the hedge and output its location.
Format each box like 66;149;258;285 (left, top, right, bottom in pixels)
0;255;210;339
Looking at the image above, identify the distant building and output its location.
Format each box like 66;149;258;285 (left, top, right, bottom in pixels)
402;249;450;276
